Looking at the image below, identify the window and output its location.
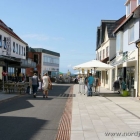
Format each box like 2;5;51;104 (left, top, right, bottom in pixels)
24;47;25;56
106;47;108;57
100;51;101;60
127;3;130;16
106;71;108;84
4;37;6;49
116;32;123;55
8;67;14;76
19;45;21;55
13;42;15;53
129;25;134;43
21;46;23;55
16;44;18;54
34;54;39;64
0;35;2;47
103;49;105;59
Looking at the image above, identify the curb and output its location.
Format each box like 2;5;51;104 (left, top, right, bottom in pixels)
56;85;73;140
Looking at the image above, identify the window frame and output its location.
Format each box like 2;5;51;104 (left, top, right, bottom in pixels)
16;43;18;54
4;37;6;49
13;42;15;53
128;25;134;43
0;35;2;47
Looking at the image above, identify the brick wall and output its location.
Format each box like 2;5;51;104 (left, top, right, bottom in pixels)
26;52;42;77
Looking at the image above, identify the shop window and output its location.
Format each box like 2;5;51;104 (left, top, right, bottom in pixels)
129;25;134;43
34;54;39;64
0;35;2;47
13;42;15;53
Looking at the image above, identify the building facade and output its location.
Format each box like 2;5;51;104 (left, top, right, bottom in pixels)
26;48;60;78
110;0;140;96
96;19;125;89
0;20;36;81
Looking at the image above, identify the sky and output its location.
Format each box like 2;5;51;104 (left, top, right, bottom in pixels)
1;0;126;73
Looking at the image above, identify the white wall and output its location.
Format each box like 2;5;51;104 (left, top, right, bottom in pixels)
123;18;139;52
0;29;26;59
109;39;116;61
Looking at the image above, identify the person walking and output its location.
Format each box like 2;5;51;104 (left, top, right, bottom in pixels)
42;73;52;98
87;73;94;96
32;73;39;98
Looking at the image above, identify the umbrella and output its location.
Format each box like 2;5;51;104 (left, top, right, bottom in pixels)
73;60;113;71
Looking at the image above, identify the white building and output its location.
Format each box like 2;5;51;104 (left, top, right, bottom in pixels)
96;19;125;89
110;0;140;96
0;20;36;81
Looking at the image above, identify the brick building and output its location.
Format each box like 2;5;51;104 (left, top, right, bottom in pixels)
26;47;60;78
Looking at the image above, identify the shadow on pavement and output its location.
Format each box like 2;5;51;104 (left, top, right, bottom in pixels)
0;85;72;114
99;92;123;97
0;116;48;140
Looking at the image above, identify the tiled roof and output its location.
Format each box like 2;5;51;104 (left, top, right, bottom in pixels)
96;15;126;50
0;20;28;45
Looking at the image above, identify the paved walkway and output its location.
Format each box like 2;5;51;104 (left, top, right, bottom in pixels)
71;84;140;140
0;91;18;102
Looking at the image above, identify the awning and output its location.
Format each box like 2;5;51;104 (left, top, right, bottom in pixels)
73;60;113;71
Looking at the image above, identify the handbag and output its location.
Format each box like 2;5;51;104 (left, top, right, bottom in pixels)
48;83;52;90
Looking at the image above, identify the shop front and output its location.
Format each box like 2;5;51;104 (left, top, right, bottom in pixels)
110;49;138;96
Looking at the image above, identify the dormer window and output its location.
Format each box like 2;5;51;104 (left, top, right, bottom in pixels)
127;3;130;16
125;0;137;17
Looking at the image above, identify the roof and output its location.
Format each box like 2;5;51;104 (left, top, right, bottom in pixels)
29;48;60;57
113;13;133;34
96;20;117;50
0;20;28;45
113;5;140;34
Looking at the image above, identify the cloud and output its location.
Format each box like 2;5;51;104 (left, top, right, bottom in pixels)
21;34;49;41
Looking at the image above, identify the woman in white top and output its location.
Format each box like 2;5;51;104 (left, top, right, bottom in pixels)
42;73;52;98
